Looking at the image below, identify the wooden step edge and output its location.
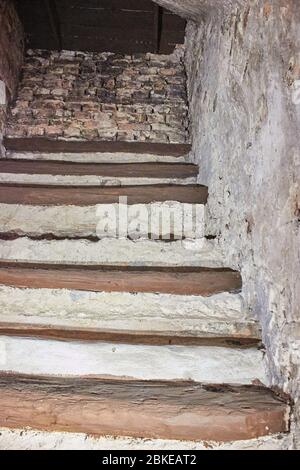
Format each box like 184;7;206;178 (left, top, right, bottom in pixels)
0;322;261;348
0;262;242;296
0;183;208;205
3;138;192;157
0;160;199;178
0;373;290;442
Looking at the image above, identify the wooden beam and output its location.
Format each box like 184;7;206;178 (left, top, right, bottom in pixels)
0;184;208;205
3;138;192;156
154;5;163;53
0;262;242;296
0;160;198;178
43;0;62;51
0;322;260;348
0;374;289;441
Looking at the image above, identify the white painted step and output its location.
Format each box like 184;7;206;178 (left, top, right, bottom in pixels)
0;335;267;384
0;428;290;451
0;202;206;239
0;238;222;267
5;151;189;164
0;286;259;340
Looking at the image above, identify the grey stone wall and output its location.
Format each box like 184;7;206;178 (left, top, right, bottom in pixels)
184;0;300;448
7;47;189;143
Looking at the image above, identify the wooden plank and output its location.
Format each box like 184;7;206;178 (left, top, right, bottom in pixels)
0;160;198;178
3;138;192;156
0;323;260;347
0;374;288;441
0;184;207;205
0;262;241;296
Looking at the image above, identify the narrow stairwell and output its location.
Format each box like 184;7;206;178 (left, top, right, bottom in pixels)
0;47;289;447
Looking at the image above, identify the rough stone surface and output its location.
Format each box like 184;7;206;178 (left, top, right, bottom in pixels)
0;0;23;154
0;428;292;450
184;0;300;448
0;202;205;240
7;48;189;144
0;287;259;340
0;238;221;267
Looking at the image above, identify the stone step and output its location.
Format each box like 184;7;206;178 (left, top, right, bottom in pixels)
5;150;188;164
0;238;224;267
0;261;242;296
0;372;288;441
0;160;198;186
0;336;264;384
0;285;259;346
0;183;207;205
0;201;205;240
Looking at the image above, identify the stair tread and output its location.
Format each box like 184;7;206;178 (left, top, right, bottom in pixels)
0;373;288;441
0;160;198;178
0;260;242;296
0;336;265;384
0;183;207;205
0;280;259;343
0;202;205;240
3;138;192;157
0;238;224;267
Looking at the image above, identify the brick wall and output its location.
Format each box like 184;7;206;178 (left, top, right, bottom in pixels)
7;47;189;143
0;0;24;147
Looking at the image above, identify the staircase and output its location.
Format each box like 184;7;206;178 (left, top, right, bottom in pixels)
0;136;289;446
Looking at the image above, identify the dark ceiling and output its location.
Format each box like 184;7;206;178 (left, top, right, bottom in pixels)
14;0;186;54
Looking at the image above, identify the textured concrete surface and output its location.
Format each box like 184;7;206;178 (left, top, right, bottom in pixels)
0;202;206;240
0;238;222;267
183;0;300;447
0;287;259;340
0;335;267;384
0;428;292;450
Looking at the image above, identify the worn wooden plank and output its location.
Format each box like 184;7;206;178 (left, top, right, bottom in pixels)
3;138;192;156
0;160;198;178
0;262;241;296
0;184;207;205
0;323;260;348
0;374;288;441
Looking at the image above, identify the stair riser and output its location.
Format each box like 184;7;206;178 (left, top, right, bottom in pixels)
5;151;188;164
0;287;260;343
0;203;206;240
0;174;197;186
0;238;222;267
0;336;266;384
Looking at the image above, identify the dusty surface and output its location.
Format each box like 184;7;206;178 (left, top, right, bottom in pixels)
0;202;205;240
0;287;259;340
184;0;300;447
0;428;291;450
0;336;266;384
